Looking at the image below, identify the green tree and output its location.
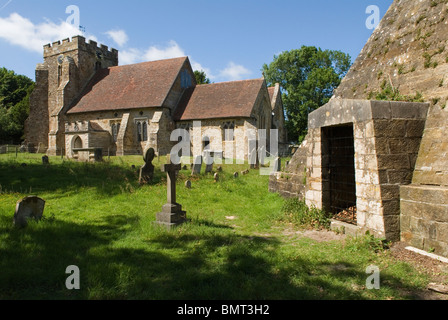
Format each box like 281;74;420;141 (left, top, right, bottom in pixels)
194;70;211;85
262;46;351;143
0;67;34;143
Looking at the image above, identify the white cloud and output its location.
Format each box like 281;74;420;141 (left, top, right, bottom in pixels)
119;48;142;65
105;29;128;47
143;40;185;61
0;13;96;53
218;62;251;81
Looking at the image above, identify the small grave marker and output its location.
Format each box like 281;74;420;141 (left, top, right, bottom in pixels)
13;196;45;228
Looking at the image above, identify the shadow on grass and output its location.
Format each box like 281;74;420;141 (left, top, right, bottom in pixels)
0;213;425;300
0;160;166;196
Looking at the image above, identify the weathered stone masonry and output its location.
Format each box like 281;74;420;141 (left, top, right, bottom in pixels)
271;99;428;241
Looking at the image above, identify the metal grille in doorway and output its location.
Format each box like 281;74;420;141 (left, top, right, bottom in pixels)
322;125;357;225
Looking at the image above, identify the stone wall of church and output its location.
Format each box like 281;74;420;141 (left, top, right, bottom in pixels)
64;108;167;157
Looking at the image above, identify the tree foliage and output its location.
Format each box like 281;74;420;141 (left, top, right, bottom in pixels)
262;46;351;143
194;70;212;85
0;68;34;144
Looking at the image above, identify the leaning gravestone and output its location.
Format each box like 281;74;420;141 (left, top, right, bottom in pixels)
191;155;203;175
14;196;45;228
139;148;155;184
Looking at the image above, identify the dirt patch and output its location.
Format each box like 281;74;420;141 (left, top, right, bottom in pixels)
299;229;347;243
279;225;347;243
388;242;448;300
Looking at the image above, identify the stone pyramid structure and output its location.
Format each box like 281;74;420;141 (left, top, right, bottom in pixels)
270;0;448;256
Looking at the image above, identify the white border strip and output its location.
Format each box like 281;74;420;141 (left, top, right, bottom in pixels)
405;246;448;264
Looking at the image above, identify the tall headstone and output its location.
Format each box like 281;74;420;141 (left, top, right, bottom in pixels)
14;196;45;228
249;142;259;169
191;155;203;175
274;157;281;172
156;162;187;228
139;148;155;184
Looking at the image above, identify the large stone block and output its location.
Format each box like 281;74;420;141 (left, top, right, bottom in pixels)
400;185;448;206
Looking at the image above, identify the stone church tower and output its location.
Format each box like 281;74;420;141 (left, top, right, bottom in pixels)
25;36;118;155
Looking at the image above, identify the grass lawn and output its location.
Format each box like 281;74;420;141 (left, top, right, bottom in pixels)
0;153;433;300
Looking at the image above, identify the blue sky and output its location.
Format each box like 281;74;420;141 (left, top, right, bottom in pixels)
0;0;393;82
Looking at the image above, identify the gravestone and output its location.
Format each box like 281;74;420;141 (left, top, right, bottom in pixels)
185;180;192;189
42;156;49;165
14;196;45;228
234;172;239;178
156;162;187;228
273;157;281;172
27;143;36;154
205;162;214;174
94;148;103;162
139;148;155;184
249;145;259;169
214;173;219;182
191;155;203;175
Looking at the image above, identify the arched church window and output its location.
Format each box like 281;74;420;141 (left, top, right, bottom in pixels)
74;136;83;149
142;122;148;142
223;121;235;141
136;120;148;142
112;123;120;142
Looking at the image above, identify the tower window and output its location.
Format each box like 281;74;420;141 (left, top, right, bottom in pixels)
58;65;63;86
95;61;102;71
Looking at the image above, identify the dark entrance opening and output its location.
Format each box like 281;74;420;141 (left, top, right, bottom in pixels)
322;124;357;225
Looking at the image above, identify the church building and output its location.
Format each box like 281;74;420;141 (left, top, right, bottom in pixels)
25;36;288;161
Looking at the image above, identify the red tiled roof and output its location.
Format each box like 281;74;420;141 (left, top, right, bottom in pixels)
174;79;265;121
67;57;188;114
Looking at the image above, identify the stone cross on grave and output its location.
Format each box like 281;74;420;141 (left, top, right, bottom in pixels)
155;162;187;229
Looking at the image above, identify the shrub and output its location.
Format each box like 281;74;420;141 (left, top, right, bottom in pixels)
281;198;332;230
